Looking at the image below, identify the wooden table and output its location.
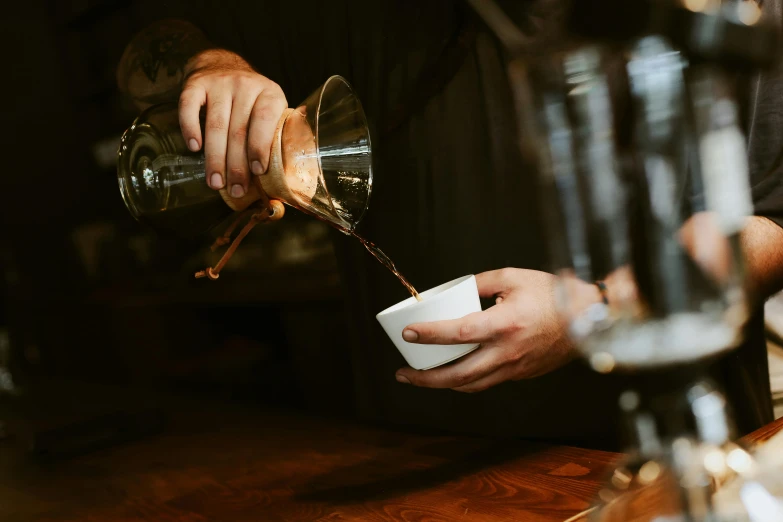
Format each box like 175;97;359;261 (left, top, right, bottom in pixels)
1;394;781;522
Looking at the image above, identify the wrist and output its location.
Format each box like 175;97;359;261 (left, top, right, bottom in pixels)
594;280;609;305
559;274;605;320
184;49;254;78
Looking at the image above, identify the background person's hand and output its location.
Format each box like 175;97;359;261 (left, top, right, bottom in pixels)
179;49;288;199
395;269;599;393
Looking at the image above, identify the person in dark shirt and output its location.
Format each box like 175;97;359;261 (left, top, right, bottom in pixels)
118;0;783;448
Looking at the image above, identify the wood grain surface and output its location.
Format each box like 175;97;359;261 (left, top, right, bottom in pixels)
743;415;783;446
1;394;780;522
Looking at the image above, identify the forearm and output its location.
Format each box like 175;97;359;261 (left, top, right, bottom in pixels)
117;19;214;111
741;216;783;300
600;214;783;306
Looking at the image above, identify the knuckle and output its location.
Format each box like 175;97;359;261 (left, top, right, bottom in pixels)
499;267;517;282
207;117;228;131
470;382;490;393
501;348;522;366
179;93;196;111
402;373;425;387
235;75;255;88
184;66;208;81
415;326;433;341
186;72;206;84
452;371;473;388
254;104;277;123
480;315;496;334
457;323;475;343
246;128;266;150
510;363;531;381
246;145;264;162
273;89;288;106
205;152;225;165
503;317;524;336
181;77;202;91
208;98;227;110
264;81;285;99
407;375;424;387
274;95;288;111
228;166;247;178
232;124;248;141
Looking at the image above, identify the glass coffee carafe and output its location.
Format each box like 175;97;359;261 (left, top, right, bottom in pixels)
117;74;426;297
117;75;374;239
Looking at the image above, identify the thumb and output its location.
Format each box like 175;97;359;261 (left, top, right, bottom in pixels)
475;269;517;299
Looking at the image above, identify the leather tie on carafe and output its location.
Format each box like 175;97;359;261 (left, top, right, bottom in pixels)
197;108;295;279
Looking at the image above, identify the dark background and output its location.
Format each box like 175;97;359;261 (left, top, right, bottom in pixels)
4;0;781;460
2;0;357;449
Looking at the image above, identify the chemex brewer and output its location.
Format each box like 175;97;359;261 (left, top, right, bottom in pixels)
117;75;421;301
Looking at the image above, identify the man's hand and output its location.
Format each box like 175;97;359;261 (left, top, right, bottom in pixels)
117;23;288;201
180;49;288;199
395;269;595;393
393;213;783;395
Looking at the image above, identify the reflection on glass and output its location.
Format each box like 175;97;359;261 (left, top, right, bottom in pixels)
279;76;374;232
117;104;231;237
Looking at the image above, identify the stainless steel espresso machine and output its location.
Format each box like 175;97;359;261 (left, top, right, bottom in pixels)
469;0;782;520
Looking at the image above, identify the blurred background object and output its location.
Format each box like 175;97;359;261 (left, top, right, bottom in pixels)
1;0;357;462
766;292;783;419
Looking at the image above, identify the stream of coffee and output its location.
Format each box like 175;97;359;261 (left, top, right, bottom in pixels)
350;231;423;302
307;209;423;301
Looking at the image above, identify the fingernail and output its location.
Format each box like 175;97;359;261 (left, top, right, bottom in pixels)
402;329;418;342
210;173;224;189
230;184;245;198
396;373;410;384
188;139;199;152
251;161;263;175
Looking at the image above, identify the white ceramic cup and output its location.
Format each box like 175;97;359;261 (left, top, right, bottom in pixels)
376;275;482;370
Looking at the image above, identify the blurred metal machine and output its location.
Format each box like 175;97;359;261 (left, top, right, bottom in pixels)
469;0;782;520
